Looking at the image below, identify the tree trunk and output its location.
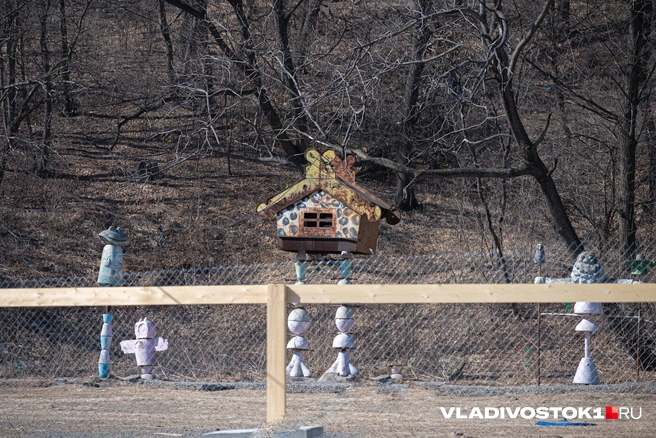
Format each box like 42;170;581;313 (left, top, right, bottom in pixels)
508;97;581;254
59;0;79;116
1;0;19;187
39;0;53;175
298;0;323;67
618;0;651;258
490;9;583;256
395;0;433;210
158;0;176;85
557;0;570;39
273;0;309;151
165;0;305;161
6;1;17;133
199;0;215;118
647;112;656;214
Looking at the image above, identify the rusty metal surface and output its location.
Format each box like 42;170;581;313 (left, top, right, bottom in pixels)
330;154;401;225
278;236;358;253
297;209;336;237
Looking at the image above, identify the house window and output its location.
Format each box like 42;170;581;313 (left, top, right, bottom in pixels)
302;211;334;230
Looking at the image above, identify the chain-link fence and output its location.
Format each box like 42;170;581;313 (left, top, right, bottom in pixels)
2;240;656;387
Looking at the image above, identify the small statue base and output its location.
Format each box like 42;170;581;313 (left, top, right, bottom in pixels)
573;357;600;385
318;371;361;383
98;363;110;380
140;365;155;380
286;351;312;378
327;350;358;377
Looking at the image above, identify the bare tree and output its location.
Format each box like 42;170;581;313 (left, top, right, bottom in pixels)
617;0;652;257
58;0;80;116
530;0;655;255
158;0;176;84
9;0;655;256
0;0;93;182
38;0;54;175
164;0;306;161
395;0;435;211
319;1;584;253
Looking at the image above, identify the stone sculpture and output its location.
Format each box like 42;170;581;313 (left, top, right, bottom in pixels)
338;251;352;285
534;243;545;265
325;305;358;378
120;318;168;380
96;226;127;378
535;251;639;384
98;313;113;379
286;307;312;377
97;226;128;286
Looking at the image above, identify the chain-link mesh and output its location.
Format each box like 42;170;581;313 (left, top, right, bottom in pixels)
2;240;656;387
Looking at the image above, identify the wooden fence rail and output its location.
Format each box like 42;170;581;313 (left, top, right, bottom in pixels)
1;283;655;421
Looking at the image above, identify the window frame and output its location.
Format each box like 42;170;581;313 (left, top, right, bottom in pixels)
300;209;335;235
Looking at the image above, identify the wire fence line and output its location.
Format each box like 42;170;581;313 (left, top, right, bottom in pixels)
1;239;656;388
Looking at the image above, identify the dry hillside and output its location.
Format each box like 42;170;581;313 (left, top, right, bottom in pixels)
2;0;656;281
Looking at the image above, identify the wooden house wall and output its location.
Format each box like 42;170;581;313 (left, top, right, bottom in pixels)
355;215;381;254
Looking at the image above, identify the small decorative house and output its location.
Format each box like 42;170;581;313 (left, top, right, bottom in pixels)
257;149;400;254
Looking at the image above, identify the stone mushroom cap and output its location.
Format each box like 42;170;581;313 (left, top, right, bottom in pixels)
573;302;603;315
287;336;310;350
288;308;311;322
99;226;129;246
335;306;354;319
576;318;600;332
332;332;355;349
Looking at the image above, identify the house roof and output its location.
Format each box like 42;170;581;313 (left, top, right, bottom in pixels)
257;149;400;225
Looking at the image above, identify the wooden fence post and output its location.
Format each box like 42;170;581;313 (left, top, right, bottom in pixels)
267;284;287;422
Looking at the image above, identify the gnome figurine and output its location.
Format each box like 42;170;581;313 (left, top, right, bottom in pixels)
120;318;168;380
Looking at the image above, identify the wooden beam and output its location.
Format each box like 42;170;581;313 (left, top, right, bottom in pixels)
266;284;287;422
1;283;655;308
0;285;268;307
286;283;656;304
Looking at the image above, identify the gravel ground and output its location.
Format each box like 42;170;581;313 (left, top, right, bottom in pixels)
1;378;655;437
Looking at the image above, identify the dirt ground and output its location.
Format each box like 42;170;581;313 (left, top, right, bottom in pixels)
0;379;655;437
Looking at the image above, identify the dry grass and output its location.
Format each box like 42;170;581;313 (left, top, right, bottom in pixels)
0;379;655;437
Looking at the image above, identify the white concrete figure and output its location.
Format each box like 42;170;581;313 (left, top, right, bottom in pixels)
573;318;600;384
568;252;605;383
573;301;603;316
98;313;113;379
120;318;168;380
97;226;128;286
286;308;312;377
535;251;639;385
327;305;358;376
